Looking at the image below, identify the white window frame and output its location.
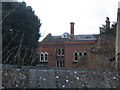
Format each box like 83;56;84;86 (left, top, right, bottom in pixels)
40;52;44;62
73;51;78;62
40;52;48;62
82;51;87;56
44;52;48;62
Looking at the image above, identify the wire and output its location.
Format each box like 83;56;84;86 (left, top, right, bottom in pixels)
2;30;20;53
3;46;18;64
9;33;24;65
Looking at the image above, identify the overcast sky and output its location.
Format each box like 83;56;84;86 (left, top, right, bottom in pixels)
17;0;119;41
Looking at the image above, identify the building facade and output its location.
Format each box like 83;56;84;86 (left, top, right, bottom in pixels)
37;22;98;68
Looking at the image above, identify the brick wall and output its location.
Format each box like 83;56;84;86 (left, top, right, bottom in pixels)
38;39;97;68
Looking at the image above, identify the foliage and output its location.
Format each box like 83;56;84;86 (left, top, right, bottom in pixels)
101;22;117;35
110;22;117;35
93;34;99;40
2;2;41;66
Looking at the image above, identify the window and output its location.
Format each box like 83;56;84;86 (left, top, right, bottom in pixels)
60;61;63;67
74;52;78;60
61;49;64;56
44;52;48;62
74;52;78;61
79;52;82;56
40;52;44;62
57;61;59;67
40;52;48;62
56;61;64;67
61;32;70;38
73;51;87;62
41;53;44;61
58;49;61;55
56;48;64;57
83;51;87;56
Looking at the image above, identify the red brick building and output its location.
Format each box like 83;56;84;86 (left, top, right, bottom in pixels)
37;22;98;68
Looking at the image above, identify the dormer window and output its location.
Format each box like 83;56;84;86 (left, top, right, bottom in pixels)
61;32;70;38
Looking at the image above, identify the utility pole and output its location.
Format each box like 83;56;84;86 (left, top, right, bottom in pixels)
116;1;120;69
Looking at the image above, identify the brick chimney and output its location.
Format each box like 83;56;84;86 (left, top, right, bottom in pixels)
99;27;104;34
70;22;75;39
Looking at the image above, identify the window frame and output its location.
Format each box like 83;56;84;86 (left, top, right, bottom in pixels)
83;51;87;56
40;52;44;62
40;52;48;62
73;51;78;62
56;48;64;57
79;52;83;56
61;49;64;56
56;61;65;67
44;52;48;62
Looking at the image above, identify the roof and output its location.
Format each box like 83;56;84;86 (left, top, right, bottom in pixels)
74;34;98;40
41;33;98;42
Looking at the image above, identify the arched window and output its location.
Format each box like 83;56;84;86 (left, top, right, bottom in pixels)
61;49;64;56
79;52;82;56
73;51;87;62
74;52;78;61
40;52;44;62
40;52;48;62
56;48;64;56
44;52;48;62
83;51;87;56
58;49;61;55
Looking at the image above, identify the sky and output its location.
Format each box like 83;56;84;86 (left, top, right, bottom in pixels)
16;0;120;41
